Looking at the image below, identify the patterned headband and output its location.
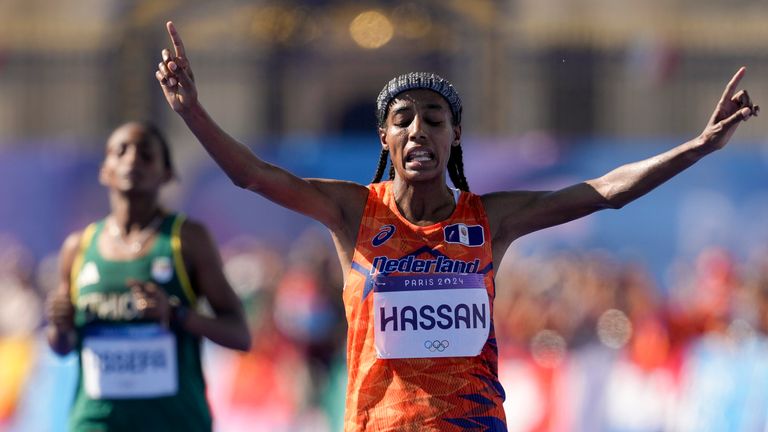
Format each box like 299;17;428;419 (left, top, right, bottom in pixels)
375;72;462;127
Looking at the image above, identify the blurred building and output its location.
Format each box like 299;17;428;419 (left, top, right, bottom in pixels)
1;0;767;149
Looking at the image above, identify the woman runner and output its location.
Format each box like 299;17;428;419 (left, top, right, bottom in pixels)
45;121;251;432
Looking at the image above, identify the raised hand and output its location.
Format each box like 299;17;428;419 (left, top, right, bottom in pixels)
156;21;197;113
129;279;170;324
699;67;759;151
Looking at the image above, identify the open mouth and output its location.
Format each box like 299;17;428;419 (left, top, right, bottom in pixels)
118;170;142;182
405;149;435;166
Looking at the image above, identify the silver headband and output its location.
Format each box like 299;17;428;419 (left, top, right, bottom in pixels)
375;72;462;127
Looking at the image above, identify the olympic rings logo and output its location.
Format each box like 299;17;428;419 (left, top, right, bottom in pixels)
424;340;450;352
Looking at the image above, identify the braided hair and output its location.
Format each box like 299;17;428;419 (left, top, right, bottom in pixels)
447;145;469;192
371;148;390;183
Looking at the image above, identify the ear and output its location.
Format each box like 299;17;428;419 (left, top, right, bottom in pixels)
452;125;462;147
98;163;109;186
379;127;389;151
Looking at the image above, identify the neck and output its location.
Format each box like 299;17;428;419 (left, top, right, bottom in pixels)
391;176;455;225
108;191;162;233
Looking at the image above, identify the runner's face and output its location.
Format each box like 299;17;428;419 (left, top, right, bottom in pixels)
380;89;460;184
100;123;170;193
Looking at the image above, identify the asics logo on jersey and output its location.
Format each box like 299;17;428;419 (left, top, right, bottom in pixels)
371;224;396;247
370;255;480;275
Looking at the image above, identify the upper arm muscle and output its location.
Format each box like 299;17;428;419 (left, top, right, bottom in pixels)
484;182;608;245
180;221;241;314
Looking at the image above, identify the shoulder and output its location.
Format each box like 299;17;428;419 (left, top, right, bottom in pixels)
309;179;370;233
59;227;91;275
61;230;84;253
479;190;550;238
309;179;370;203
480;190;540;216
173;217;224;277
176;216;215;248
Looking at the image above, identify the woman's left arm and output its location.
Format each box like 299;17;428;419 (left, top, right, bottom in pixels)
484;67;758;259
177;219;251;351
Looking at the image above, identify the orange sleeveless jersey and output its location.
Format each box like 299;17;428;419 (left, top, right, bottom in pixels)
343;181;507;431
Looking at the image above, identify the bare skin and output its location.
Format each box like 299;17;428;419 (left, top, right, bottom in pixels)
45;122;251;355
156;21;758;281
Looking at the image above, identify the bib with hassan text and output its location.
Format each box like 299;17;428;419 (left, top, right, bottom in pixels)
373;273;490;359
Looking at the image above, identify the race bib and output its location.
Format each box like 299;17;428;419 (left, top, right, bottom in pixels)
81;324;178;399
373;273;490;359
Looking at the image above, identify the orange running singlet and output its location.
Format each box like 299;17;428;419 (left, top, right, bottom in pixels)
343;181;507;431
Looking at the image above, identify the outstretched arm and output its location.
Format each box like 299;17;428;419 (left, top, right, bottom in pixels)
155;22;367;241
485;67;758;257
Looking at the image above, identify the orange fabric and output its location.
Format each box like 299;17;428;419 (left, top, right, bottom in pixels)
343;181;506;431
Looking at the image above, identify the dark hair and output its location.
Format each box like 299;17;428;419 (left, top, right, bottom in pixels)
138;121;174;175
447;145;469;192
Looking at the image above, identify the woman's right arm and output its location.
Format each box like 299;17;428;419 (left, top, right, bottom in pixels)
45;232;81;355
155;22;367;237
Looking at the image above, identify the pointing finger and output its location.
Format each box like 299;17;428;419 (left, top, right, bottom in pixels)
166;21;187;59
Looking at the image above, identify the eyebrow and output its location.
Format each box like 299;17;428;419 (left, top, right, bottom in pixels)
391;106;413;116
424;103;445;111
391;103;446;116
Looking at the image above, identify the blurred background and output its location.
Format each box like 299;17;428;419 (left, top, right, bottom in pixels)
2;0;768;431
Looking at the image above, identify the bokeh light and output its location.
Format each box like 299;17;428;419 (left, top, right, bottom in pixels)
530;329;566;368
597;309;633;349
349;10;393;49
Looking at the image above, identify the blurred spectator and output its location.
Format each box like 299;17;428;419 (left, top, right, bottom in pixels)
0;235;42;426
208;229;345;431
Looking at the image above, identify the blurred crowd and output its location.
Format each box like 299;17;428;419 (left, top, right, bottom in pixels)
3;227;768;432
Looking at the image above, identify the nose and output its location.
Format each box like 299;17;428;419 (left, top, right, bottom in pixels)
408;115;427;142
122;145;139;166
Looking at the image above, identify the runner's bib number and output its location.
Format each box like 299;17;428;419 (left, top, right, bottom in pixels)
373;273;490;359
81;324;178;399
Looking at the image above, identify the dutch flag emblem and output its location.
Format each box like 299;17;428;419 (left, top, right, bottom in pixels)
444;223;484;247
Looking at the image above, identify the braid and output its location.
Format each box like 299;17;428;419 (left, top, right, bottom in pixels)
448;145;470;192
388;164;395;180
371;148;389;183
